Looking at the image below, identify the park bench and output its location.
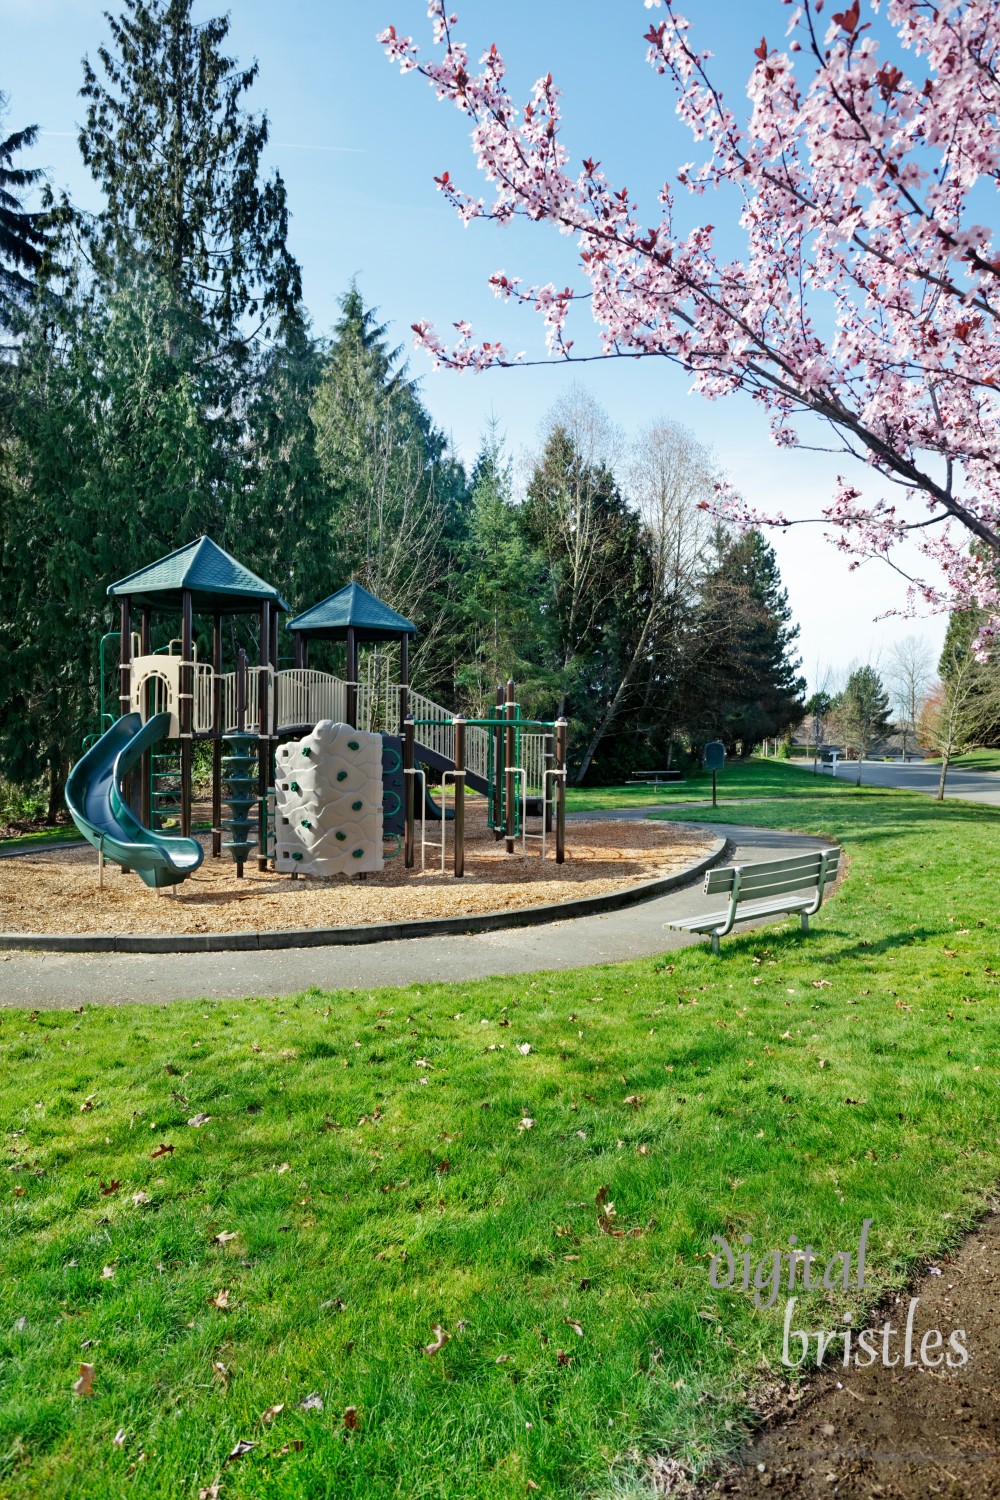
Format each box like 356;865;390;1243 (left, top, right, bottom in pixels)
629;769;684;785
664;847;841;954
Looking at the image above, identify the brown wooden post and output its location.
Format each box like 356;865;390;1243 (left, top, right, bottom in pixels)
179;589;194;838
346;625;358;728
140;607;152;828
492;683;504;839
403;716;415;869
555;716;567;865
211;612;223;857
257;602;271;871
398;631;410;733
294;630;305;670
504;678;516;855
453;714;466;878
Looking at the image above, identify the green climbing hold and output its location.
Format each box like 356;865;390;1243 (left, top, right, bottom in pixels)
335;832;346;842
352;800;363;811
292;851;303;861
290;781;300;794
301;819;311;829
302;747;312;758
347;740;359;751
336;770;347;782
352;848;364;859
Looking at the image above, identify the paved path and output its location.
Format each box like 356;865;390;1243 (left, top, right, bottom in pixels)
829;758;1000;804
0;823;829;1010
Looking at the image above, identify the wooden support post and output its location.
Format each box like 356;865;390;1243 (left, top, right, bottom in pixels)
179;589;194;839
555;717;567;865
453;714;465;878
398;632;410;733
492;683;504;839
504;678;516;856
258;601;271;872
140;607;152;829
212;612;223;857
346;625;358;729
236;646;247;733
403;717;415;869
294;631;305;670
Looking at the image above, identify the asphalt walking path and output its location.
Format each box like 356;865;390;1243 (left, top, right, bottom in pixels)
0;818;830;1010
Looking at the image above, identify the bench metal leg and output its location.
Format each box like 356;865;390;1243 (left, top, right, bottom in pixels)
710;932;721;956
800;912;809;933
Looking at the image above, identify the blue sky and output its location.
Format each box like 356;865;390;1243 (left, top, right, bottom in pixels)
2;0;948;686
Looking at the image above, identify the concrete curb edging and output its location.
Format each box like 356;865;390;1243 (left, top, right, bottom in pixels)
0;838;728;956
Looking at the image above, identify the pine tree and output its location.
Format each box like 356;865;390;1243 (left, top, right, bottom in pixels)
78;0;300;344
310;284;467;693
0;97;50;331
834;666;893;785
689;529;805;754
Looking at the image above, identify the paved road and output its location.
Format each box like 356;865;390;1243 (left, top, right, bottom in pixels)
830;758;1000;804
0;823;831;1009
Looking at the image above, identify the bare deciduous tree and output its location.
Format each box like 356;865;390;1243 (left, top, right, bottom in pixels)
886;636;934;764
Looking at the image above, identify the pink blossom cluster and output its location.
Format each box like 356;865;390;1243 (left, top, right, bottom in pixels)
380;1;1000;626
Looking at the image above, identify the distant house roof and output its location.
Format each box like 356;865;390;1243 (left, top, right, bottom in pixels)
108;536;289;614
287;582;416;642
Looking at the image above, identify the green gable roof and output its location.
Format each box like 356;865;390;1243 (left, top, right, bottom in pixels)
108;537;289;614
287;582;416;642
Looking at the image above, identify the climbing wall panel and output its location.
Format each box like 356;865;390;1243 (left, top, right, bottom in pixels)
274;720;384;876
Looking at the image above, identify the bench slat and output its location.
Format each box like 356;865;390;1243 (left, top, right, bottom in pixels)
704;850;837;895
732;871;829;900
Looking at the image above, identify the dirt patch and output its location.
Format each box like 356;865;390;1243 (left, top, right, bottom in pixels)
691;1211;1000;1499
0;806;716;936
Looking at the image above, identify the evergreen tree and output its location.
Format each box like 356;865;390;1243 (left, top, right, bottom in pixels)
310;284;467;694
78;0;300;343
0;97;50;331
521;414;647;762
455;420;541;714
688;529;805;754
834;665;893;784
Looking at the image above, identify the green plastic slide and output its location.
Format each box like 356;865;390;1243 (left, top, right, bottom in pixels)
65;711;204;889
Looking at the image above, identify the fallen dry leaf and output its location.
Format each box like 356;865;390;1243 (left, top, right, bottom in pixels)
80;1095;97;1113
261;1403;285;1425
99;1180;120;1197
565;1318;584;1338
101;1264;116;1280
275;1162;291;1174
343;1405;359;1431
188;1114;211;1128
112;1428;127;1447
423;1324;450;1357
517;1043;532;1056
209;1288;230;1310
299;1392;323;1411
150;1143;174;1158
214;1231;239;1245
73;1363;96;1396
198;1486;221;1500
224;1439;257;1464
518;1117;535;1133
132;1190;151;1206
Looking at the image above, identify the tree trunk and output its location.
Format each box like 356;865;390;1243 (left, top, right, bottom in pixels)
47;761;66;824
937;753;949;801
855;753;862;788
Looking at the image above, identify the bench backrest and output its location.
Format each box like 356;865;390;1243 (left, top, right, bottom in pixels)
705;849;839;902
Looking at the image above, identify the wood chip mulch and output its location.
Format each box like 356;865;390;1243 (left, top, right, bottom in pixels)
0;805;716;936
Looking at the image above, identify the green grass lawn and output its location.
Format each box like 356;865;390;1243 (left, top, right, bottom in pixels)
2;763;999;1498
567;757;844;812
923;747;1000;773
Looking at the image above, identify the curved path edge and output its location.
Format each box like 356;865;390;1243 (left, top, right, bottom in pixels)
0;838;728;956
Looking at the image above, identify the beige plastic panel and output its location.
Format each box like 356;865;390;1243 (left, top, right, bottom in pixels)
273;720;384;877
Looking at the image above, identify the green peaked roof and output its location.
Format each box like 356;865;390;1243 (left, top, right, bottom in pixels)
108;537;289;614
287;582;416;641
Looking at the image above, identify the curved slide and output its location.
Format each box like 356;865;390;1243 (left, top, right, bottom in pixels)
65;712;204;890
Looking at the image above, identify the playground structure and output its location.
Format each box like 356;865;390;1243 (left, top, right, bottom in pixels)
65;536;568;889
